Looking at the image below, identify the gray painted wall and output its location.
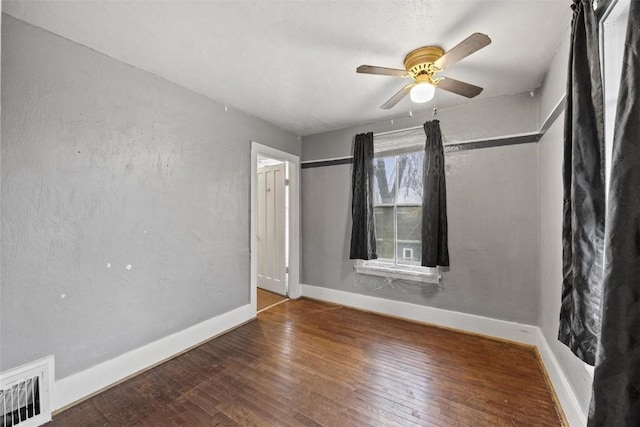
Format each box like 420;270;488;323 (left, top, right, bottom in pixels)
539;26;570;125
537;27;593;418
0;15;299;378
302;92;539;162
301;93;540;324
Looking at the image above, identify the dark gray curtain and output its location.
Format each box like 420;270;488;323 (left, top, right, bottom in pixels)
350;132;377;260
558;0;606;366
421;120;449;268
589;3;640;425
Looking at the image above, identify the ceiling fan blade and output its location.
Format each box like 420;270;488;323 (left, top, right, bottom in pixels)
380;83;414;109
357;65;408;77
433;33;491;71
436;77;483;98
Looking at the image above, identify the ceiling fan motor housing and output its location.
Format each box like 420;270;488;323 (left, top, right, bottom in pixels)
404;46;444;83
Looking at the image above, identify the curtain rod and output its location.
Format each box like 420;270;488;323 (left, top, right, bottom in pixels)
373;124;424;138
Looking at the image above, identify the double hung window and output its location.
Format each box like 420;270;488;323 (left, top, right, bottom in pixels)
372;151;424;266
355;128;439;283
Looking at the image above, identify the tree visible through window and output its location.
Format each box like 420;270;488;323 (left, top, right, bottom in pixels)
372;151;423;266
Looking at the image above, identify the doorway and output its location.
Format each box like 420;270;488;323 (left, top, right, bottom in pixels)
257;157;287;296
250;142;300;316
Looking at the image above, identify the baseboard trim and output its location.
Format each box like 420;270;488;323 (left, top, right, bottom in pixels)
301;284;538;344
300;284;585;426
535;329;587;427
53;304;254;412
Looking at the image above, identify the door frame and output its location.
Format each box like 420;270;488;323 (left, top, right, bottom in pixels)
250;141;301;316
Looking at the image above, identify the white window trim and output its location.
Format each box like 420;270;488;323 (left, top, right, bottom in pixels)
355;260;441;285
365;137;442;284
593;0;629;381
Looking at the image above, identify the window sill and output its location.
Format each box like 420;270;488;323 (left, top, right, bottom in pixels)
355;260;441;285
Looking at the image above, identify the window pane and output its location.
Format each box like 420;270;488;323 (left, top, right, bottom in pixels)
396;151;423;204
397;207;421;265
374;206;395;261
372;156;396;204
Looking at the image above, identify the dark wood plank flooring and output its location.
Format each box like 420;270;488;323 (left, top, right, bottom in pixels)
48;299;564;426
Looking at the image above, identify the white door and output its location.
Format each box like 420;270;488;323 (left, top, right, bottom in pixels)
257;163;287;295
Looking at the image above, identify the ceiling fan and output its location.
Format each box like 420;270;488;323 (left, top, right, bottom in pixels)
357;33;491;109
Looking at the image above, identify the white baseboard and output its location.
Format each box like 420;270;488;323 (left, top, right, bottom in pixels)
300;284;585;427
535;329;588;427
301;284;538;344
54;304;253;412
52;287;586;426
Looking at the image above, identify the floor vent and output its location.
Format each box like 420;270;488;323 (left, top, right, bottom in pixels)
0;356;54;427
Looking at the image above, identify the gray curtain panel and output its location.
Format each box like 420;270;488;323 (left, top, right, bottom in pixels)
350;132;377;260
589;3;640;425
421;120;449;268
558;0;606;366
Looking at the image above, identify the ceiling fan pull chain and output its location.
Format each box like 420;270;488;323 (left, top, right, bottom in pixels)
433;92;438;118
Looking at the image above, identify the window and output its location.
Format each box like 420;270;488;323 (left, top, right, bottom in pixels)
355;134;440;284
372;151;424;266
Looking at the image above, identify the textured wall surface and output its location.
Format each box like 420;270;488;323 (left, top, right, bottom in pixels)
302;124;540;323
0;15;298;378
302;92;539;162
538;27;570;125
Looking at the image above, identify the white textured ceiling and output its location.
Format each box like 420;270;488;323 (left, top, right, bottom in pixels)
3;0;571;136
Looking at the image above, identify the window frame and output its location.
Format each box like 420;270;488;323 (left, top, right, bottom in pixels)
356;149;440;285
592;0;630;380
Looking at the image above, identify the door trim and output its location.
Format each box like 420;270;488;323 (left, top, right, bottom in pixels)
250;142;301;316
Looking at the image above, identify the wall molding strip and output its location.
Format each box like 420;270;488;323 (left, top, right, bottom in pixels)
302;132;542;168
540;95;566;135
301;157;353;169
444;132;540;152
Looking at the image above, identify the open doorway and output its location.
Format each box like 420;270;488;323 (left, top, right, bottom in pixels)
250;142;300;316
256;156;287;296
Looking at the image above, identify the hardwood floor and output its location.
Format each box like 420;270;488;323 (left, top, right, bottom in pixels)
257;288;288;312
48;299;564;426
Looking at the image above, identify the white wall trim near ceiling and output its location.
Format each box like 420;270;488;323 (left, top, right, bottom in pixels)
52;304;254;413
300;284;585;427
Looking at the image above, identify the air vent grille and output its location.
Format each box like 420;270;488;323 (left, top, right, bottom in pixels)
0;356;54;427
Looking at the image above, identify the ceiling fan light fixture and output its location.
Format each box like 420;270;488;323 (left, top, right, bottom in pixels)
409;82;435;103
